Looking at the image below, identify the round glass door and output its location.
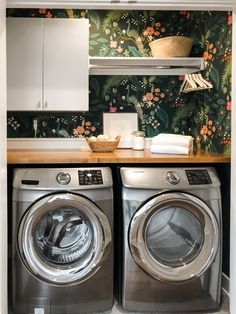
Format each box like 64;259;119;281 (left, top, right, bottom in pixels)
129;192;219;283
18;193;112;286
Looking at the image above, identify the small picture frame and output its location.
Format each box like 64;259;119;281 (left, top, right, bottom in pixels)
103;112;138;148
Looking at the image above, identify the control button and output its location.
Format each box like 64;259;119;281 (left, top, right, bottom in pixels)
56;172;71;185
165;171;180;185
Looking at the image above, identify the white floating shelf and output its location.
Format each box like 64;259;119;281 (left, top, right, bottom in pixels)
89;57;204;76
6;0;235;10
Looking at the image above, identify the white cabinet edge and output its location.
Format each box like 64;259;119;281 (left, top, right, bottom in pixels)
7;137;152;149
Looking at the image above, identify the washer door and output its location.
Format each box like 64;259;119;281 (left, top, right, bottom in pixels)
18;192;112;286
129;192;219;283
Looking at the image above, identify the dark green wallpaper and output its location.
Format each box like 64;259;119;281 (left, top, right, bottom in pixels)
7;9;232;153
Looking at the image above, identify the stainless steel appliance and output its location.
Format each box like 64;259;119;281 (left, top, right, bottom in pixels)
12;167;113;314
119;167;222;312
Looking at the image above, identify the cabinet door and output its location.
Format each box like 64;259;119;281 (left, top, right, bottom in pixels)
7;18;43;111
43;19;89;111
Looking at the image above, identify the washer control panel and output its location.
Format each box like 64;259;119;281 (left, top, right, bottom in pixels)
78;170;103;185
56;172;71;185
186;169;212;185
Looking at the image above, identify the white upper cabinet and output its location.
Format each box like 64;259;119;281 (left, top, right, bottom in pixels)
6;0;235;10
7;18;43;111
7;18;89;111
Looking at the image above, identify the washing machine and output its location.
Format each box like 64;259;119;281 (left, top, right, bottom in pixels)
11;167;113;314
119;167;222;312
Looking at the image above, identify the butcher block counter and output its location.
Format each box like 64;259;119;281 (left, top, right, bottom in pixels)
7;149;230;164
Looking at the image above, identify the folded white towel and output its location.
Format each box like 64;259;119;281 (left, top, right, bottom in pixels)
152;133;193;148
151;144;189;155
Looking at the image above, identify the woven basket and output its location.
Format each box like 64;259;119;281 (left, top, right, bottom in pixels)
86;136;121;152
149;36;193;57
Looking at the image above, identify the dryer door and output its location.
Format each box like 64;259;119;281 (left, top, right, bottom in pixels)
18;192;112;286
129;192;219;283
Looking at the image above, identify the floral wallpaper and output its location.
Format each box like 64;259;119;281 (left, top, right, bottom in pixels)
6;9;232;153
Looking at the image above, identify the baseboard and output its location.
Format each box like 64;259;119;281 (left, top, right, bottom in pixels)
222;272;230;297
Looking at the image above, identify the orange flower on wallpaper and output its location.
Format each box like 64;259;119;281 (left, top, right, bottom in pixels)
228;15;232;25
144;93;154;101
146;27;154;35
227;101;231;111
75;126;84;134
39;9;46;14
110;40;117;48
203;51;209;60
46;11;53;18
200;125;208;135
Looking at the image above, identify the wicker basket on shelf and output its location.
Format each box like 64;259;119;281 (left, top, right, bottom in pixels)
86;136;121;152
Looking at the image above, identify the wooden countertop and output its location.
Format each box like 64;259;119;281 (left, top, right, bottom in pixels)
7;148;230;164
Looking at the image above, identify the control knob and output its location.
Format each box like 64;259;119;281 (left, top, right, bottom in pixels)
56;172;71;185
165;171;180;185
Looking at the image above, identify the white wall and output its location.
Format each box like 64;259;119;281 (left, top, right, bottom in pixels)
0;0;8;313
230;9;236;314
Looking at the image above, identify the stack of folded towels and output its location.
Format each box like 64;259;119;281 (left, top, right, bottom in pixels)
151;133;193;155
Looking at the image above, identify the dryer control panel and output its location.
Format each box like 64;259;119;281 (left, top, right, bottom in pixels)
185;169;212;185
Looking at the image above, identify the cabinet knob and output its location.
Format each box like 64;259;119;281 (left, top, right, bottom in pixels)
36;102;41;109
44;101;48;109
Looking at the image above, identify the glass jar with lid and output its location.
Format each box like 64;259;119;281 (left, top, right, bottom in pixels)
131;131;145;150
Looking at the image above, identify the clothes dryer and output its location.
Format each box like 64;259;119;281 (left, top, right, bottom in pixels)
119;167;222;312
12;167;113;314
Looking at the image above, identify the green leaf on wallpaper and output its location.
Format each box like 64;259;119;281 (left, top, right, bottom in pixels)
102;11;125;32
87;10;100;30
211;24;220;31
217;99;225;105
211;103;219;109
205;30;211;40
97;38;108;43
90;33;100;39
143;11;149;19
145;125;156;137
149;11;156;17
148;76;156;83
143;77;148;85
128;95;138;105
157;108;169;128
210;67;219;89
90;40;99;46
57;12;68;18
221;60;232;93
218;17;226;24
131;11;144;24
128;46;143;57
223;87;228;94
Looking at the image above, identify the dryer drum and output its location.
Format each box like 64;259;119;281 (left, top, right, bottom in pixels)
129;192;219;283
145;206;204;268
